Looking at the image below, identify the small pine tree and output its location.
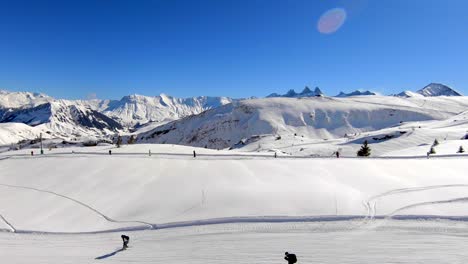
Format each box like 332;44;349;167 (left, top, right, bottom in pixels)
433;139;439;146
116;135;122;148
357;140;371;157
429;146;436;154
127;135;135;144
458;146;465;153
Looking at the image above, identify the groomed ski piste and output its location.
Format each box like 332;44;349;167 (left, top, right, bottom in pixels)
1;143;468;263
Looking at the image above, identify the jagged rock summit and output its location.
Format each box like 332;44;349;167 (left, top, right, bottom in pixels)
267;86;324;98
336;90;377;97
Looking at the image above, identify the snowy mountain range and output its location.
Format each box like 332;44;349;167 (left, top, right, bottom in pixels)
0;90;234;142
136;96;468;149
0;83;466;147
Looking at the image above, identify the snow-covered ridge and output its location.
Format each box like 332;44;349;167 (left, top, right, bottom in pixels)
0;89;53;108
99;93;234;126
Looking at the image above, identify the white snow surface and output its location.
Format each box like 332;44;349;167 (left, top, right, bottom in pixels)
3;220;468;263
1;144;468;234
1;144;468;263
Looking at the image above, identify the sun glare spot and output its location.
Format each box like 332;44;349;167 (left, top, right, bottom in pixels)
317;8;347;34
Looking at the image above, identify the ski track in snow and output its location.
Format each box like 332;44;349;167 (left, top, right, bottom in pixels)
0;183;155;232
388;197;468;218
0;212;16;232
2;181;468;236
364;184;468;219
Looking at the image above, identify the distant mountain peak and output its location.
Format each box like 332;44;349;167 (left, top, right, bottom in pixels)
336;90;377;97
416;83;462;97
267;86;325;98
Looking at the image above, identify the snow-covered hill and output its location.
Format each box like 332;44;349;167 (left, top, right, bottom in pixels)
136;96;468;150
416;83;462;97
0;123;50;145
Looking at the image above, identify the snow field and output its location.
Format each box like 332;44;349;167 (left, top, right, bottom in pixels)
1;144;468;233
2;220;468;263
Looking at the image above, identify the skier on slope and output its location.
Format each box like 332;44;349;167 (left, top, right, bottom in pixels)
121;235;130;248
284;252;297;264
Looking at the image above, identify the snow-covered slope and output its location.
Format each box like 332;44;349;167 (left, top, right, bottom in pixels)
417;83;462;97
395;91;424;98
1;144;468;233
0;123;51;145
137;96;468;149
100;94;233;126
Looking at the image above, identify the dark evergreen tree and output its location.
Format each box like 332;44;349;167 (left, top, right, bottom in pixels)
433;139;439;146
429;146;436;154
357;140;371;157
458;146;465;153
127;135;135;144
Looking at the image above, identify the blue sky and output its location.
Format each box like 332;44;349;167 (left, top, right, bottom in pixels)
1;0;467;99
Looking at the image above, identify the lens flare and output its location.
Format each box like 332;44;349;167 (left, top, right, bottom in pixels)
317;8;347;34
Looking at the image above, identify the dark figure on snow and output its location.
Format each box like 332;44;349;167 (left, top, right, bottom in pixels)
121;235;130;248
109;150;112;155
336;151;340;158
193;150;196;158
284;252;297;264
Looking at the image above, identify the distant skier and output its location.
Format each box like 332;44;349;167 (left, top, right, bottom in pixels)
193;150;196;158
109;150;112;155
336;151;340;158
284;252;297;264
121;234;130;248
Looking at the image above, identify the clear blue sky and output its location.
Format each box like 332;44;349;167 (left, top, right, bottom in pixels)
1;0;467;99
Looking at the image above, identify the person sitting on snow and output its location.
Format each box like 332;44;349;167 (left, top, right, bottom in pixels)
284;252;297;264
